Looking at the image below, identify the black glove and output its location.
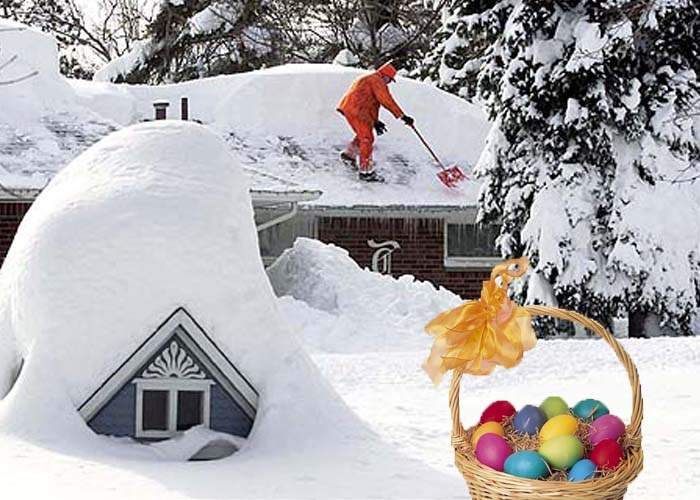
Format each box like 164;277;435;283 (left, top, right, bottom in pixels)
374;120;387;135
401;115;414;126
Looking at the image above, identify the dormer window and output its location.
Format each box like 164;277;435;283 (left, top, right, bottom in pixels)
132;341;215;438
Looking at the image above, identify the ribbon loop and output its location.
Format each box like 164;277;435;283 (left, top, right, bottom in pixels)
423;257;536;384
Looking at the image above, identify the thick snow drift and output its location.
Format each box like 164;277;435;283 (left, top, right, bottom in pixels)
0;120;291;425
268;238;462;353
0;121;461;497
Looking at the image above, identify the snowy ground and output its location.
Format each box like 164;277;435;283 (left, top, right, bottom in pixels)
1;337;698;499
2;240;699;499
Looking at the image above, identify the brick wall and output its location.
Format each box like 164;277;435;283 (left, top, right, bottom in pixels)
317;216;489;299
0;202;32;265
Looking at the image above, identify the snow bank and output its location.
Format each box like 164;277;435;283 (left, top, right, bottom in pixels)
267;238;462;352
0;122;460;497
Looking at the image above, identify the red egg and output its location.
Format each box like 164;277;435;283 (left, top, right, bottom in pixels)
480;400;516;424
590;439;624;470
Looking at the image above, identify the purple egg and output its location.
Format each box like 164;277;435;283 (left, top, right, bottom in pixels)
475;433;513;472
589;414;625;446
513;404;547;435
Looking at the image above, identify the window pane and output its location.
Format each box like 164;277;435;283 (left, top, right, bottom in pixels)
142;390;168;431
177;391;203;431
446;223;500;257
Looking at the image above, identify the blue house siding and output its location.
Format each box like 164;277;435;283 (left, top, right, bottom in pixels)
87;329;254;440
210;385;253;436
88;384;136;437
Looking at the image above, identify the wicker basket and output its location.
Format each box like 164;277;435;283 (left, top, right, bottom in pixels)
449;305;643;500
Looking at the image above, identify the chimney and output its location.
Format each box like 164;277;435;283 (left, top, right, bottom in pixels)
180;97;189;121
153;100;169;120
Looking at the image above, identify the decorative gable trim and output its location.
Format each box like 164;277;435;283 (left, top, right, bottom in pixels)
78;308;258;421
142;340;206;379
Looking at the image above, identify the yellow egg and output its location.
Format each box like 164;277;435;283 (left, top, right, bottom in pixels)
539;414;578;442
471;421;505;448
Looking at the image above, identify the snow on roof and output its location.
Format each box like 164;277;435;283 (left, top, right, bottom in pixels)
2;34;490;207
0;121;329;432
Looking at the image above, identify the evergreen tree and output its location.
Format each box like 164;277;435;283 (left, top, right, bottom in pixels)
472;0;699;336
604;1;700;336
414;0;514;99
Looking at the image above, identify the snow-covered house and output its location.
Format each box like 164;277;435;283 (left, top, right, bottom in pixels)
1;21;496;299
80;307;258;440
0;120;281;453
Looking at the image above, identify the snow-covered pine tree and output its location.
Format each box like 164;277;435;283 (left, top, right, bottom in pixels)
604;1;700;336
414;0;515;100
474;0;699;336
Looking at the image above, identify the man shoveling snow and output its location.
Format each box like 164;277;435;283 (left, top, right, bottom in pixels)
337;62;414;182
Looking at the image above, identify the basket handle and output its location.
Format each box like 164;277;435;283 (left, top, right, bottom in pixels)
449;304;643;448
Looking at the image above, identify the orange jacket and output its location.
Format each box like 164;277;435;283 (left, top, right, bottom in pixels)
337;72;404;125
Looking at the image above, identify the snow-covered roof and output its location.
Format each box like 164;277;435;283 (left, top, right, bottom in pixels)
1;24;490;207
0;120;299;411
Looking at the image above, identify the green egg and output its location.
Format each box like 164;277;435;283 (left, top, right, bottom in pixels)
539;396;569;420
538;435;584;470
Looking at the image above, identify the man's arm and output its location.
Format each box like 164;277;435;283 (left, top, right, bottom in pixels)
372;78;404;119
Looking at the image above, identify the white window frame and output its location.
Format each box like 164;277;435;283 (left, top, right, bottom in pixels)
443;219;501;269
133;378;214;439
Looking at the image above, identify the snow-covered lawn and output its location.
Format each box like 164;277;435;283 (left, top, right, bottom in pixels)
1;336;698;499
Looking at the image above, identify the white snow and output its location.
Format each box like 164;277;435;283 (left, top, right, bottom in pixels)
268;238;461;353
0;122;465;498
2;23;490;206
1;236;699;497
0;20;117;190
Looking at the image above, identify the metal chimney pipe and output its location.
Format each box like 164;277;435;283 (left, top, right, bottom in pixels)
180;97;189;121
153;100;169;120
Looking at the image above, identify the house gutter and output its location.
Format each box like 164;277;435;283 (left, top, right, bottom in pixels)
256;202;298;232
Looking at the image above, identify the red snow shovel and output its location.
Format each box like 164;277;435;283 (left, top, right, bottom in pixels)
409;124;467;188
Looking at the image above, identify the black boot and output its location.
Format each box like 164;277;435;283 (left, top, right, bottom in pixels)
359;170;384;183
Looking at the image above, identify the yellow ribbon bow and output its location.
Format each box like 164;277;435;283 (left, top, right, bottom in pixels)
422;257;536;384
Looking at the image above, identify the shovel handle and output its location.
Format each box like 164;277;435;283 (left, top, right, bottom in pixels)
409;124;447;171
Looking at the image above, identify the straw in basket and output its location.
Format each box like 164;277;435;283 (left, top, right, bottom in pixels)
423;257;643;500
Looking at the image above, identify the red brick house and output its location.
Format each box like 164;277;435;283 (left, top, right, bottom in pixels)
256;202;498;299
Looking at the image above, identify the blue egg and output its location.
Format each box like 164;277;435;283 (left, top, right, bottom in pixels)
513;405;547;435
572;399;609;422
568;459;597;482
504;451;549;479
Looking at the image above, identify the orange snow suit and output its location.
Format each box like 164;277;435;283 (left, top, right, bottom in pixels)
337;64;405;171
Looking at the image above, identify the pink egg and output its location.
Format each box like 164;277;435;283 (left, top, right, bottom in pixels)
589;414;626;446
475;433;513;471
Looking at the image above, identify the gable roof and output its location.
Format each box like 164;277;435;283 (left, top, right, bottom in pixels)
78;307;258;421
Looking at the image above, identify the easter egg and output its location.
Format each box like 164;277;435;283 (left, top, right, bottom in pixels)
513;405;547;436
538;435;584;470
568;459;597;482
540;396;569;420
590;439;624;470
504;451;550;479
480;400;516;424
589;414;625;446
475;433;513;472
572;399;609;422
540;414;578;442
471;421;505;448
